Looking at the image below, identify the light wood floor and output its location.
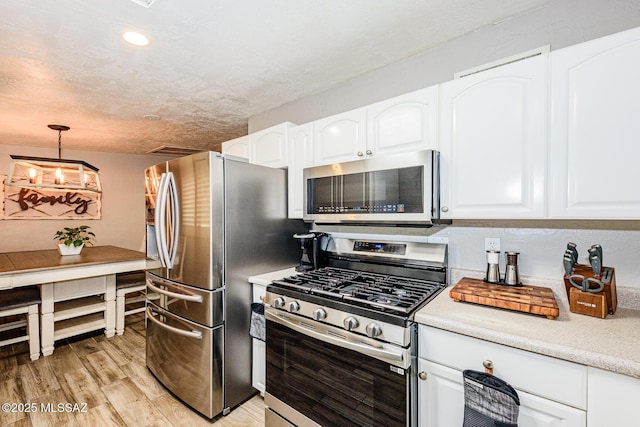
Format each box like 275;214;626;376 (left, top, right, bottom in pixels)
0;313;265;427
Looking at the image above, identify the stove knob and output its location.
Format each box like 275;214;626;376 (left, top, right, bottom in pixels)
313;308;327;321
287;301;300;313
365;323;383;338
343;316;359;331
272;297;285;309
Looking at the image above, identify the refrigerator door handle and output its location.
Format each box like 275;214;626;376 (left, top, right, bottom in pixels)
146;279;203;303
146;306;203;340
165;172;180;269
155;172;169;268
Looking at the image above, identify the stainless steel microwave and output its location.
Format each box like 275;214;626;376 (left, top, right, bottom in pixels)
303;150;441;225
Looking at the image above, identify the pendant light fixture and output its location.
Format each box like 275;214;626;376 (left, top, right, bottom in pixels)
6;125;101;193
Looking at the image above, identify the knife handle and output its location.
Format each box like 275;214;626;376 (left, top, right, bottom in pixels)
563;256;574;276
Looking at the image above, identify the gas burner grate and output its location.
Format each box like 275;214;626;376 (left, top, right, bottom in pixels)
272;267;443;314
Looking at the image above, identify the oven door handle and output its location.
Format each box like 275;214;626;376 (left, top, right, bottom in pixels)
266;311;404;363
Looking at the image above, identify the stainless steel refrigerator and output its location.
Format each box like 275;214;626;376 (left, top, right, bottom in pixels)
144;151;302;418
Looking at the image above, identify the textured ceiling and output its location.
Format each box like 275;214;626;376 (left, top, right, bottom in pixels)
0;0;551;154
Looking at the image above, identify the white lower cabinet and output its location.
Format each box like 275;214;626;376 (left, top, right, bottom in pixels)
418;325;587;427
418;359;465;427
251;283;266;395
587;367;640;427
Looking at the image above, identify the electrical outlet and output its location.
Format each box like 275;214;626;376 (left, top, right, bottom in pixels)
485;237;501;251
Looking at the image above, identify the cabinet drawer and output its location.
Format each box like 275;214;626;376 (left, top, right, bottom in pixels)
53;276;106;302
419;326;587;409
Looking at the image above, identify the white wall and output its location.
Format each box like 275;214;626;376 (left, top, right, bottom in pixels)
0;145;166;253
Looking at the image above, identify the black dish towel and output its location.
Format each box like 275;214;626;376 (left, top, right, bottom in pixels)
462;370;520;427
249;302;265;341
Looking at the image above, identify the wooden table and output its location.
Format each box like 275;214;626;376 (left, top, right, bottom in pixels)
0;246;157;356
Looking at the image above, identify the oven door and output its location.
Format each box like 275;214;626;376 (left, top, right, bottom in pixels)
265;309;416;427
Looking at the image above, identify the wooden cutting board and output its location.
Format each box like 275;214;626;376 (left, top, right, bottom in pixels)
450;277;559;319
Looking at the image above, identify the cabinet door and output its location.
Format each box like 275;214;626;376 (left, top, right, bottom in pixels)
417;359;464;427
518;391;586;427
313;107;366;165
439;54;548;218
252;338;266;395
252;283;266;394
288;122;314;219
417;359;585;427
221;135;250;160
587;367;639;427
250;122;292;168
367;85;439;157
549;27;640;218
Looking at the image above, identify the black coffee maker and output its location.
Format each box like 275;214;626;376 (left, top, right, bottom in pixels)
293;232;325;272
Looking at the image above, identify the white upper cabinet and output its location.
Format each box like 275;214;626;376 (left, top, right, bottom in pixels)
366;85;439;155
549;27;640;218
439;53;548;219
288;122;314;219
250;122;293;168
221;135;250;160
313;107;367;166
312;88;439;167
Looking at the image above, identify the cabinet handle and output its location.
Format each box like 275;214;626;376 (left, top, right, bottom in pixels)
483;359;494;375
365;149;372;155
357;151;364;157
418;371;427;381
441;206;449;213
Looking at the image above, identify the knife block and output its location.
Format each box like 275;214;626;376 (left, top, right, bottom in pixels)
569;287;608;318
564;264;617;316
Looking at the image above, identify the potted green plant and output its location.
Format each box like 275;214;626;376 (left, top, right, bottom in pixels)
53;225;95;255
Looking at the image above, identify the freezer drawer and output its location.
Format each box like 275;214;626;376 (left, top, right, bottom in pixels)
146;272;223;327
146;303;223;419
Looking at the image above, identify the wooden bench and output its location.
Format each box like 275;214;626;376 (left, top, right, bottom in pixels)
0;286;41;360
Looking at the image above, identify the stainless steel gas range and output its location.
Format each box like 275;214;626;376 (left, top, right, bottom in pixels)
263;236;448;427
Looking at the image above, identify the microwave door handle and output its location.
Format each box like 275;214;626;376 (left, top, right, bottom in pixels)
165;172;180;269
266;311;404;363
146;307;202;339
146;279;203;303
154;172;169;268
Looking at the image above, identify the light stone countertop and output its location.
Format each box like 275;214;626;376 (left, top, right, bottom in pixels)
248;267;299;286
415;273;640;379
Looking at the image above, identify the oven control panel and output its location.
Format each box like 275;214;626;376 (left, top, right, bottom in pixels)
353;241;407;255
264;291;411;347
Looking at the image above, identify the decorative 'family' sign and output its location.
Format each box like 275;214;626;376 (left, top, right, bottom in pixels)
1;176;101;219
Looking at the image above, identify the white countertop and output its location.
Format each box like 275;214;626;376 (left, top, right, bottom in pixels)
248;267;299;286
415;281;640;379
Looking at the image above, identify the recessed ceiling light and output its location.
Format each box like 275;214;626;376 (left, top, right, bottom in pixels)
122;31;149;46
